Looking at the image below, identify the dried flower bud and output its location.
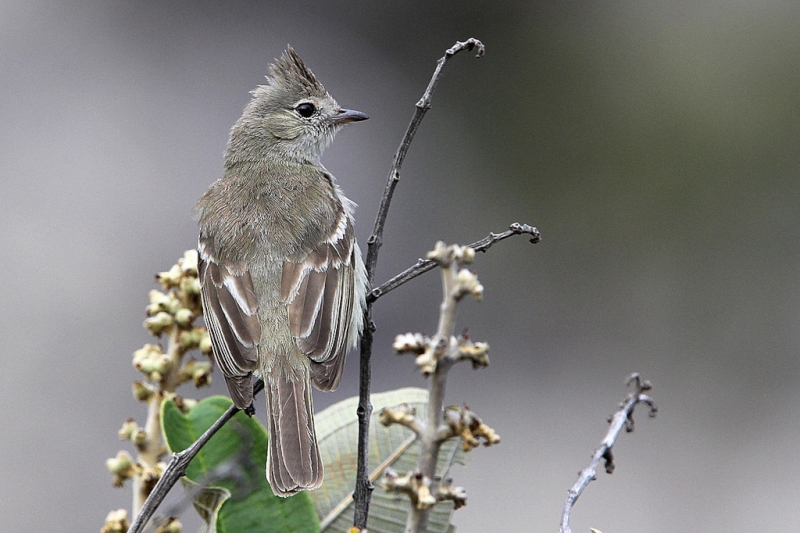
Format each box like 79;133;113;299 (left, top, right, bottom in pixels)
199;330;212;354
426;241;451;266
132;380;156;401
457;340;490;368
455;245;475;264
105;451;135;486
393;332;427;354
415;348;437;376
156;264;183;290
443;405;500;451
173;307;194;328
144;311;174;335
178;327;207;351
181;359;212;387
146;290;172;316
101;509;130;533
133;344;171;381
455;269;483;301
436;478;468;509
179;275;201;297
415;475;437;509
378;403;420;432
132;428;148;449
118;418;138;440
180;249;198;276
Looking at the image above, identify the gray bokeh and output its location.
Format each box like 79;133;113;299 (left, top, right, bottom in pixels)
2;1;799;531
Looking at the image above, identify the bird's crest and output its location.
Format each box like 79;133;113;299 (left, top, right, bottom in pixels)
255;46;326;100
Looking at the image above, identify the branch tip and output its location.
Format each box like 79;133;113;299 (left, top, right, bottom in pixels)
559;375;657;533
446;38;485;58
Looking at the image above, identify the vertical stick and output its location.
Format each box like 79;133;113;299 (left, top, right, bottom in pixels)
353;39;485;531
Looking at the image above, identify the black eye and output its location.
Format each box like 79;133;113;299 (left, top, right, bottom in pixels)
295;103;316;118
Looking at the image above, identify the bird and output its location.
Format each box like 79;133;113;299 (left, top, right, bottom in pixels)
194;46;368;496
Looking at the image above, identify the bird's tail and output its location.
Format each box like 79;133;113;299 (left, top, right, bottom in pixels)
265;365;322;496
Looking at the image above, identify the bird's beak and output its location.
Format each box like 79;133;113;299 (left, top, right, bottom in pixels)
331;108;369;124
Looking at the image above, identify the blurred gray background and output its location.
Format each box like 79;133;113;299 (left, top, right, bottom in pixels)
2;1;800;531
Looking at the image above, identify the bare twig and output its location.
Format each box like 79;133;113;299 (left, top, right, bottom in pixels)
127;380;264;533
559;374;657;533
363;38;486;280
367;223;539;304
354;37;485;531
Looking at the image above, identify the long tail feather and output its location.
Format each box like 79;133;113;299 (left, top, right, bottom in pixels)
265;366;322;496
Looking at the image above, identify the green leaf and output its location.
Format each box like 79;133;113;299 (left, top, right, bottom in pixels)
310;387;466;533
161;396;320;533
179;477;230;533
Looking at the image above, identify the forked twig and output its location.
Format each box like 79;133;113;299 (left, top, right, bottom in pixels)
354;37;485;531
368;223;539;304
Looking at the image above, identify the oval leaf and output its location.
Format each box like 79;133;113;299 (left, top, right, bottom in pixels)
161;396;320;533
310;387;466;533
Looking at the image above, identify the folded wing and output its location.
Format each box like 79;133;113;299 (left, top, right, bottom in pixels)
281;209;358;391
198;247;261;408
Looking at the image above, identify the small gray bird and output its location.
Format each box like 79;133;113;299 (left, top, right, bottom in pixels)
195;47;368;496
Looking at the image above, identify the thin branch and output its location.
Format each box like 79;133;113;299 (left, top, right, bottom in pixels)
353;37;485;531
367;222;540;304
363;38;486;279
127;379;264;533
559;374;657;533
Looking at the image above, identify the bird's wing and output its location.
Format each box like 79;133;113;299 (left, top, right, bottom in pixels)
198;245;261;408
281;207;359;391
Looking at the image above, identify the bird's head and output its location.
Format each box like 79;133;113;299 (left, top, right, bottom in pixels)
226;46;368;166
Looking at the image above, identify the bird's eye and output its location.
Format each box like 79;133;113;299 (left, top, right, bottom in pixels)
295;103;316;118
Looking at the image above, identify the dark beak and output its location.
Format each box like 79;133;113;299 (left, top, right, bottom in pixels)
331;108;369;124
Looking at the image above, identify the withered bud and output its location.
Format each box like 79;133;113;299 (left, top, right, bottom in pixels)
426;241;451;266
132;428;148;449
178;326;207;351
132;380;156;401
381;469;436;508
457;340;490;369
436;478;468;510
181;359;212;387
179;249;199;276
105;450;135;486
415;476;437;509
455;269;483;301
426;242;475;267
392;332;428;354
179;275;201;298
156;264;183;290
378;403;422;435
133;344;171;382
415;347;437;376
101;509;131;533
140;461;166;493
198;330;212;354
443;405;501;452
173;308;194;328
146;290;172;316
144;311;174;335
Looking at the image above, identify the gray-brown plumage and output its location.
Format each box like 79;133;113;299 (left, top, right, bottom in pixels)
195;47;368;496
